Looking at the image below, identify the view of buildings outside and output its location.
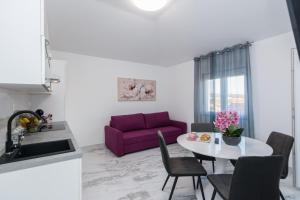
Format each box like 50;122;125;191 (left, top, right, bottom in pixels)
207;75;245;116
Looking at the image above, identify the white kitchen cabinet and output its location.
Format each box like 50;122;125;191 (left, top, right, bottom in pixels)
0;159;82;200
0;0;52;92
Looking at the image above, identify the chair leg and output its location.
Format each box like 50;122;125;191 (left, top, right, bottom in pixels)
198;177;206;200
193;176;196;190
280;190;285;200
211;189;216;200
197;176;200;189
162;175;170;191
212;160;215;173
169;177;178;200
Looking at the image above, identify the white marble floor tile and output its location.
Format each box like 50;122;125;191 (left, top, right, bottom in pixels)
82;144;300;200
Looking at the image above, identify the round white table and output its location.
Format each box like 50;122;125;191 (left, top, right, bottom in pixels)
177;132;273;174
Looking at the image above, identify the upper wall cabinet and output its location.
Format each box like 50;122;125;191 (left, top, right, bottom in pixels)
0;0;53;93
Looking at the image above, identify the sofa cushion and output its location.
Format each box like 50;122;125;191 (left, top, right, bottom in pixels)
123;126;182;145
144;112;171;129
153;126;183;142
123;129;156;145
154;126;182;136
111;113;145;132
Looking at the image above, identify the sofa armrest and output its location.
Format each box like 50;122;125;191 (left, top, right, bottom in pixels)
169;120;187;133
105;126;124;157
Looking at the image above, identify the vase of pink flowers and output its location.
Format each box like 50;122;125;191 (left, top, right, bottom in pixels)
214;111;244;146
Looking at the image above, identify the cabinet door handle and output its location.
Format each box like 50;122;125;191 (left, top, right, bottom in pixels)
45;39;51;60
45;39;50;46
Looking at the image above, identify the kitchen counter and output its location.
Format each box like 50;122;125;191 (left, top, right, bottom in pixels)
0;121;82;174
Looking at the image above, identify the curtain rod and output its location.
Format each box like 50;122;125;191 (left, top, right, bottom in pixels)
194;41;253;61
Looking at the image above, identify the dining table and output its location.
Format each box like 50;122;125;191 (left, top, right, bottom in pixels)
177;132;273;174
177;132;273;200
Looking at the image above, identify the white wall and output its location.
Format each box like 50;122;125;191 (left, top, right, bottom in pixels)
251;32;296;141
53;51;170;146
167;32;296;142
167;61;194;132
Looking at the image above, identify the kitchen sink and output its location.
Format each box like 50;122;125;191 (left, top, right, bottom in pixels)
0;139;75;164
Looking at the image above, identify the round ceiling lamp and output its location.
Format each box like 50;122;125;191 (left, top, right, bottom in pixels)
131;0;170;12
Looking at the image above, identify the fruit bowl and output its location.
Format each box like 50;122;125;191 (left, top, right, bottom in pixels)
18;115;41;133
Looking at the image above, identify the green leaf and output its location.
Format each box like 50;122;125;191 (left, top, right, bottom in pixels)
228;125;237;134
224;127;244;137
232;128;244;137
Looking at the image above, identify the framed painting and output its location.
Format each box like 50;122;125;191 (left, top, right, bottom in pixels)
118;78;156;101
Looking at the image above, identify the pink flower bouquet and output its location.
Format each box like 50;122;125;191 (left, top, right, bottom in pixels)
213;111;243;137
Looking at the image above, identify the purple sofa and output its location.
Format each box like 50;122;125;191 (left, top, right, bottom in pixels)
105;112;187;157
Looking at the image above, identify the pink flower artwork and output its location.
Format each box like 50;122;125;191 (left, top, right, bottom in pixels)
118;78;156;101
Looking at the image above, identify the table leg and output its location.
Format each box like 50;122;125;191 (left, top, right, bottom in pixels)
214;158;228;174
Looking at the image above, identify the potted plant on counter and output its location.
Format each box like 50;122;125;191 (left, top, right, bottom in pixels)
213;111;244;146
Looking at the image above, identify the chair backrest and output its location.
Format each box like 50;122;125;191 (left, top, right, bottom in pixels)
266;132;294;179
229;156;284;200
158;131;171;174
191;123;214;132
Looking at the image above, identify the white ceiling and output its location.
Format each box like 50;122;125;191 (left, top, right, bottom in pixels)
46;0;292;66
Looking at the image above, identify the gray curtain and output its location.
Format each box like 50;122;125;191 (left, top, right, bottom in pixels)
194;43;254;138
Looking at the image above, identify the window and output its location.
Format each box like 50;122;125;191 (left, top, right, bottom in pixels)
227;75;245;115
207;78;221;112
206;75;245;116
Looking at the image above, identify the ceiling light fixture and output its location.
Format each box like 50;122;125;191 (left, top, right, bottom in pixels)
131;0;170;12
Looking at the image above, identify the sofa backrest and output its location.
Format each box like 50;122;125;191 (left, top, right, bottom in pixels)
111;113;145;132
144;111;171;129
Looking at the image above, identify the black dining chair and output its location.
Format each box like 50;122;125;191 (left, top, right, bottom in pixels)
266;132;294;200
208;155;284;200
230;131;294;200
158;131;207;200
191;123;216;172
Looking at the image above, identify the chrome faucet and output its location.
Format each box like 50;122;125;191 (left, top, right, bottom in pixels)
5;110;42;154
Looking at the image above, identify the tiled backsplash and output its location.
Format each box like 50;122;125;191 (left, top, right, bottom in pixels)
0;118;7;129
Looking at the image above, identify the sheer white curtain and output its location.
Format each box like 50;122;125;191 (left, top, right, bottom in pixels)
194;43;254;138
